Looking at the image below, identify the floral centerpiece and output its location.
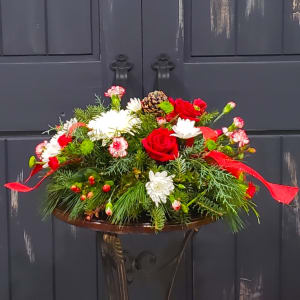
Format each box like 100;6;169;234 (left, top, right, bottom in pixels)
5;87;299;231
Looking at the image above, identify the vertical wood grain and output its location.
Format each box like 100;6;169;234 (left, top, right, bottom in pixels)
1;0;46;55
6;137;53;300
0;139;9;300
193;222;235;299
281;135;300;299
237;0;282;54
283;0;300;53
54;220;98;300
47;0;92;54
191;0;235;56
236;136;281;300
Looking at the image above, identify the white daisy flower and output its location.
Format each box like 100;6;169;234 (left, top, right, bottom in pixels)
171;118;201;139
146;171;175;206
87;109;141;144
126;98;142;113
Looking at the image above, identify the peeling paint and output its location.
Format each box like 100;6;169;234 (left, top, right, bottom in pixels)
221;284;235;300
210;0;232;39
284;152;300;236
10;171;23;216
245;0;265;18
24;230;35;263
292;0;300;24
239;274;263;299
176;0;184;52
70;225;77;239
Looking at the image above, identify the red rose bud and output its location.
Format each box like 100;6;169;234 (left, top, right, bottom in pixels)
87;191;94;199
57;134;72;148
223;101;236;114
88;176;95;185
105;203;113;216
80;195;87;201
48;156;60;171
172;200;181;211
102;184;111;193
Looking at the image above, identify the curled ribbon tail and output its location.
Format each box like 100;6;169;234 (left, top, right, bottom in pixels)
206;150;299;205
4;170;54;193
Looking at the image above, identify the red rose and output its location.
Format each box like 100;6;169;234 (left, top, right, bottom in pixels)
142;128;179;162
166;98;205;122
48;156;60;171
58;134;72;148
246;182;256;198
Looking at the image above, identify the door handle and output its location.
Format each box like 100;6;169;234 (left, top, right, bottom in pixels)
151;54;175;93
110;54;133;104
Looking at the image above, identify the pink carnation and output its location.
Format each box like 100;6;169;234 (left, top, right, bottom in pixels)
222;127;232;137
104;86;126;98
35;141;48;160
231;129;249;147
172;200;181;211
105;207;113;216
108;137;128;158
156;117;167;126
228;101;236;109
233;117;244;128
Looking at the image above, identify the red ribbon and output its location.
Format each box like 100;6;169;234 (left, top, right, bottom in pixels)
199;127;218;142
4;169;54;192
67;122;87;137
206;150;299;204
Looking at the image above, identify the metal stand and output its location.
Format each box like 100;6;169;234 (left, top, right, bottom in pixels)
101;233;129;300
100;230;196;300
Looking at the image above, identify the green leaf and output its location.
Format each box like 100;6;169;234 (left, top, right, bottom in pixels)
159;101;174;114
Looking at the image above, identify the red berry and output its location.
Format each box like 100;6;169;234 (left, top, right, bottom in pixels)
102;184;111;193
87;191;94;199
88;176;95;185
80;195;87;201
70;185;78;192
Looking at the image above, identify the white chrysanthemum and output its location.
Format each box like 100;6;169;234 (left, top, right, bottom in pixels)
146;171;175;207
63;118;78;131
87;109;141;144
40;132;63;168
171;118;201;139
126;98;142;112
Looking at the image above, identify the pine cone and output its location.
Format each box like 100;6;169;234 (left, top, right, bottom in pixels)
141;91;168;116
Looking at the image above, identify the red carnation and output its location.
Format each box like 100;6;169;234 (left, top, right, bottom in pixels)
142;128;179;162
166;98;205;122
48;157;60;171
193;98;207;114
58;134;72;148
